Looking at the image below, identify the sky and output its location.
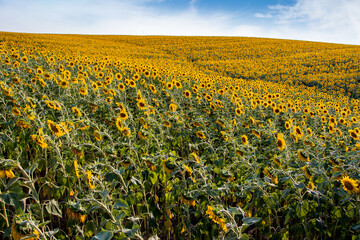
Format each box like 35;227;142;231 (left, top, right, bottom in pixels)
0;0;359;45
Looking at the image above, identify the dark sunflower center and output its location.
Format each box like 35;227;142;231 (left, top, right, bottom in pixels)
344;181;354;190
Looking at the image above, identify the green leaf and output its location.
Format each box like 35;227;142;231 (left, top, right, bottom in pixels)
295;202;308;218
114;199;129;209
29;163;38;176
149;172;157;185
241;233;249;240
228;207;244;215
351;224;360;231
85;221;97;238
45;199;62;217
91;231;113;240
243;217;261;226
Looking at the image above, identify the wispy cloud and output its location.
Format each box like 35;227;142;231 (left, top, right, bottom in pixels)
0;0;359;45
257;0;360;44
0;0;261;36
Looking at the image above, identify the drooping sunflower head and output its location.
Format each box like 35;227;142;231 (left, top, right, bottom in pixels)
196;131;206;139
294;126;303;138
11;107;22;117
169;103;178;112
276;134;286;151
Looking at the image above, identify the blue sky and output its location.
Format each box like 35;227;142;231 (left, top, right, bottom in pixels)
0;0;359;44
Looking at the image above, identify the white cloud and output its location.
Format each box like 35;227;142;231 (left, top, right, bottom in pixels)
254;13;272;19
0;0;261;37
0;0;359;45
265;0;360;44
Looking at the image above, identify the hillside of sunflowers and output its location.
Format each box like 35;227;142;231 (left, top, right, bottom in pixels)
1;31;360;239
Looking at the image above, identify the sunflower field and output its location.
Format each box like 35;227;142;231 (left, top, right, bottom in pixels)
1;32;360;239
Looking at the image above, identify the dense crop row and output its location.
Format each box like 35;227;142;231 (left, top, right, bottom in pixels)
0;32;360;239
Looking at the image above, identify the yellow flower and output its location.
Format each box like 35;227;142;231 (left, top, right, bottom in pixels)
72;107;82;117
276;134;286;151
294;126;303;139
190;152;200;163
196;131;206;139
137;99;147;110
10;106;22;117
31;128;48;148
86;170;95;190
119;111;129;120
0;169;15;179
169;103;178;112
182;196;196;206
241;135;249;145
297;150;310;162
93;131;102;141
74;160;80;179
47;120;65;137
301;165;313;180
308;181;315;190
341;176;359;194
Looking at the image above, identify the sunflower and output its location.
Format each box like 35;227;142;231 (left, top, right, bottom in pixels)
118;83;125;91
44;73;52;80
74;160;80;179
184;90;191;98
91;82;98;91
169;103;178;112
163;121;171;128
175;81;182;89
252;130;260;139
335;128;343;137
196;131;206;139
273;107;281;115
301;165;313;180
308;181;315;190
276;134;286;151
122;127;130;137
137;99;147;110
79;87;88;95
138;130;147;140
11;107;21;117
241;135;249;145
16;119;30;128
59;80;68;88
115;73;122;81
93;131;102;141
11;221;39;240
31;128;48;148
294;126;303;138
129;80;136;88
139;117;150;129
166;82;174;90
47;120;65;137
149;84;157;94
235;108;242;116
341;176;359;194
297;150;310;162
349;130;359;141
272;155;281;167
306;128;313;136
0;169;15;179
118;111;128;120
72;107;82;117
36;67;43;75
86;170;95;190
182;196;196;206
115;118;123;131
